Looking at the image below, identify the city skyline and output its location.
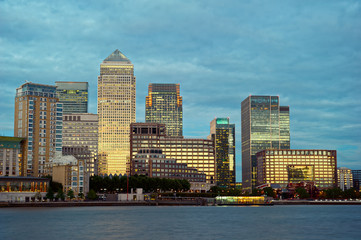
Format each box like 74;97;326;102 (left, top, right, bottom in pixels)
1;1;361;181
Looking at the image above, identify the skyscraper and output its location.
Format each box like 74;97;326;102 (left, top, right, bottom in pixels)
209;118;235;187
14;82;63;177
97;49;136;175
146;83;183;137
55;82;88;114
241;96;290;191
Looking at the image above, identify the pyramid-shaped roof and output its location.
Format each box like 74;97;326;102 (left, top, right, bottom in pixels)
104;49;131;62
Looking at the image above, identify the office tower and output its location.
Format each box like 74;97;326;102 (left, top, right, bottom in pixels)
14;82;63;177
146;83;183;137
98;49;136;175
130;123;216;184
257;149;337;189
241;96;290;191
62;113;98;175
55;82;88;114
0;136;25;176
209;118;235;187
337;167;353;191
280;106;290;149
352;170;361;191
131;148;206;182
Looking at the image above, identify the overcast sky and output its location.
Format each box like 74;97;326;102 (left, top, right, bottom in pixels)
1;0;360;181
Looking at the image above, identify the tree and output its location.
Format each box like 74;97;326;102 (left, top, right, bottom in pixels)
325;188;343;199
89;175;104;192
86;189;98;200
295;187;310;199
67;189;75;200
180;179;191;191
78;192;84;199
50;181;63;193
209;186;223;194
56;189;65;201
46;187;55;201
263;187;276;198
342;188;357;199
251;188;262;196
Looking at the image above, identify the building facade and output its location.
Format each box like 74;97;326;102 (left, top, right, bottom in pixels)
14;82;63;177
62;113;98;175
209;118;235;187
130;123;216;184
62;146;92;179
0;137;25;176
131;149;206;182
145;83;183;137
0;176;50;202
52;154;88;196
98;49;136;175
241;95;290;190
256;149;337;189
352;170;361;191
337;167;353;191
55;82;88;114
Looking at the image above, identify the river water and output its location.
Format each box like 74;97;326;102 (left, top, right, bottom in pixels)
1;205;361;240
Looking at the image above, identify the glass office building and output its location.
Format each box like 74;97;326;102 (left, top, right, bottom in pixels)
257;149;337;189
209;118;235;187
352;170;361;191
55;82;88;114
98;49;136;175
146;83;183;137
241;96;290;190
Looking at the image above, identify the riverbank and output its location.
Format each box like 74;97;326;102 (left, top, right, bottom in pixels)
0;199;207;208
272;199;361;205
2;199;361;208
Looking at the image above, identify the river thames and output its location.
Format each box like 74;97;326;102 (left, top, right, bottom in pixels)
1;205;361;240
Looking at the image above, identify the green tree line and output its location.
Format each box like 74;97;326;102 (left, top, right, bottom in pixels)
90;175;190;193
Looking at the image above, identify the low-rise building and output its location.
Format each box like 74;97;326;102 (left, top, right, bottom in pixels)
257;149;337;189
0;176;49;202
0;136;25;176
130;123;216;184
131;149;206;183
51;154;89;196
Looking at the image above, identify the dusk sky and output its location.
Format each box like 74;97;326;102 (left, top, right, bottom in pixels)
1;0;360;181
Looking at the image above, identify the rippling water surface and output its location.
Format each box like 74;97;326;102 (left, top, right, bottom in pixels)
1;205;361;240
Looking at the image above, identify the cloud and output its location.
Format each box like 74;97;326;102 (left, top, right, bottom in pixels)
1;0;361;181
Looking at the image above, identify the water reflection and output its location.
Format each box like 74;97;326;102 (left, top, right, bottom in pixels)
1;206;361;240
